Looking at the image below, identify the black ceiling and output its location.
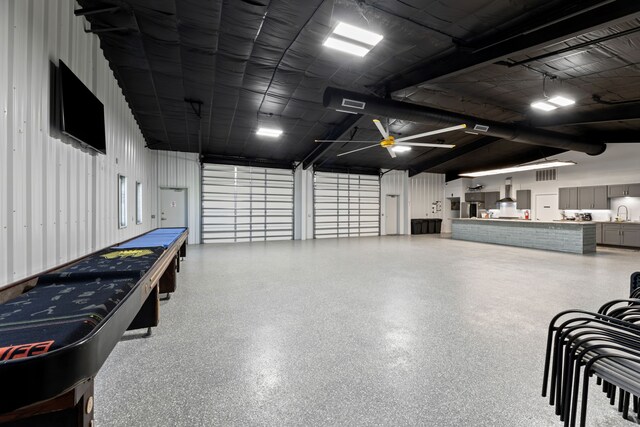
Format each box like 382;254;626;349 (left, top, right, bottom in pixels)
75;0;640;178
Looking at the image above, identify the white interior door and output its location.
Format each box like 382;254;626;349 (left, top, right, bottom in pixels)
160;188;187;227
385;195;399;235
535;193;559;221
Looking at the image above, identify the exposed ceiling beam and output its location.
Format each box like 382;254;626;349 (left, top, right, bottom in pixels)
201;154;293;170
408;137;500;177
301;114;362;170
314;164;380;176
382;1;640;93
528;103;640;127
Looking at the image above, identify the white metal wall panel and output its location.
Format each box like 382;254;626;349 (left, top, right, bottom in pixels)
202;164;294;243
314;172;380;239
154;150;201;244
0;0;157;287
410;173;446;219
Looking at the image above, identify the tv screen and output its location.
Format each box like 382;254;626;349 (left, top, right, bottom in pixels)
59;60;106;154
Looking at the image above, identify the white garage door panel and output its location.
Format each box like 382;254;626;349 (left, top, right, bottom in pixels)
202;164;294;243
313;172;380;239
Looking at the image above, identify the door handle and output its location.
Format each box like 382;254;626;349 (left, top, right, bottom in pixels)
161;217;167;221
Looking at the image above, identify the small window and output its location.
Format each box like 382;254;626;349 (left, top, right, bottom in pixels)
135;182;143;224
118;175;127;228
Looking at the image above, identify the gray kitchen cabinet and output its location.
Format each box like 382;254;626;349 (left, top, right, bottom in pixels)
593;186;609;209
484;191;500;209
578;186;608;209
577;186;594;210
559;187;578;210
629;184;640;197
603;224;622;245
622;224;640;247
601;223;640;247
608;183;640;197
596;223;603;244
516;190;531;209
465;192;484;202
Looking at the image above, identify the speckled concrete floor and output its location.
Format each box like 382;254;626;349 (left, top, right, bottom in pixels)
95;236;639;426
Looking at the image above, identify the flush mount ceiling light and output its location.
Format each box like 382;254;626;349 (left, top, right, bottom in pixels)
531;75;575;112
460;160;576;177
548;95;576;106
256;127;283;138
323;22;383;57
531;101;558;111
391;145;411;153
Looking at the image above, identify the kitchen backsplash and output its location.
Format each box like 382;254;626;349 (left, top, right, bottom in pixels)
563;197;640;222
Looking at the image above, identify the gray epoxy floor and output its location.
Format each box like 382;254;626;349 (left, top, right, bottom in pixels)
95;236;640;426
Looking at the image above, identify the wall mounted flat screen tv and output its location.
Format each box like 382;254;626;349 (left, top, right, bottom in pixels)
59;60;106;154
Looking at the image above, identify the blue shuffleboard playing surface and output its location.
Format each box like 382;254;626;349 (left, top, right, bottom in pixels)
115;227;187;249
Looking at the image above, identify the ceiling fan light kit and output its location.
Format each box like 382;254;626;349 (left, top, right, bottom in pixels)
392;146;411;153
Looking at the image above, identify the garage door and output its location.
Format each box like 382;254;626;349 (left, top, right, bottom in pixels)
313;172;380;239
202;164;294;243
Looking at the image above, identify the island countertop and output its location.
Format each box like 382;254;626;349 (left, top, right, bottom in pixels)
453;218;596;226
451;218;596;254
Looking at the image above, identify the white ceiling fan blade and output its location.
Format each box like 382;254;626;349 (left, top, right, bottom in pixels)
372;119;389;139
337;144;379;157
395;142;456;148
315;140;380;143
386;147;397;158
394;124;467;143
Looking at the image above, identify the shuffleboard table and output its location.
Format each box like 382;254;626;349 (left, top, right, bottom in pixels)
0;227;188;427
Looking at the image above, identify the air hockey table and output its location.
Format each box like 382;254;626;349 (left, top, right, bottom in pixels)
0;227;188;426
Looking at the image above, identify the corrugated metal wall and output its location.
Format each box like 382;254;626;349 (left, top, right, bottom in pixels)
0;0;157;287
154;150;201;245
409;173;446;219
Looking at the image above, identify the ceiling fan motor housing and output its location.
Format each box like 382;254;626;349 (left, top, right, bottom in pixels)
381;136;395;147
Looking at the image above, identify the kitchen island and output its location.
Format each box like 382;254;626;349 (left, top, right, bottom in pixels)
451;218;596;254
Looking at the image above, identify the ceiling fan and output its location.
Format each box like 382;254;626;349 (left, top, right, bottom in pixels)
315;119;467;158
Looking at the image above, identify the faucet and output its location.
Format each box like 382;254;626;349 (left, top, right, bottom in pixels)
617;205;629;222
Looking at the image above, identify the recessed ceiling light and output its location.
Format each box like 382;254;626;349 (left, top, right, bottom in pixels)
392;145;411;153
323;37;369;57
531;101;557;111
256;127;282;137
460;160;576;177
548;95;575;106
323;22;383;57
333;22;383;46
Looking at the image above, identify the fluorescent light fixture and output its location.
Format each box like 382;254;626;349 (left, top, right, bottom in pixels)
392;145;411;153
548;95;575;106
256;127;283;138
323;22;383;57
335;108;359;115
531;101;557;111
333;22;383;47
460;160;576;178
323;37;369;57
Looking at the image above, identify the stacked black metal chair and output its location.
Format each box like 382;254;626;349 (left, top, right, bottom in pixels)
542;272;640;426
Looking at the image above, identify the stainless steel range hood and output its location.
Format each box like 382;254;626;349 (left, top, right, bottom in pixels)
498;178;515;203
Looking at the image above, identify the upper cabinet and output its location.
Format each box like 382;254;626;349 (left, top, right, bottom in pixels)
578;186;609;209
516;190;531;210
608;183;640;198
484;191;500;209
559;187;578;210
465;192;485;202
